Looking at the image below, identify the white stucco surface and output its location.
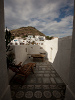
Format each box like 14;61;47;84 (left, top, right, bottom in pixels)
11;45;28;65
52;36;72;84
27;44;46;58
44;38;58;62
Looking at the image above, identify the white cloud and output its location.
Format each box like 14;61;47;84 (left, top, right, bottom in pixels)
4;0;74;37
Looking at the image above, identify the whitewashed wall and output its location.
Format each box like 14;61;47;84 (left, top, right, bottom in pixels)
10;45;28;65
10;38;58;63
35;41;45;45
27;44;46;58
52;36;72;84
44;38;58;61
44;36;72;85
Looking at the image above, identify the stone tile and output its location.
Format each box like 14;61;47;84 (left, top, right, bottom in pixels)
16;91;24;98
27;85;34;89
34;68;39;71
44;74;50;77
50;66;54;69
35;85;42;89
39;68;42;70
55;77;63;83
42;65;48;67
28;74;36;79
34;71;39;73
19;85;27;89
50;78;56;84
37;71;45;74
25;91;33;98
36;74;43;77
46;68;51;70
50;85;57;89
51;70;56;73
56;73;60;77
39;66;44;68
43;85;50;89
37;78;42;83
36;65;39;67
39;62;42;63
43;78;51;83
43;91;52;98
51;74;56;77
34;91;42;98
36;63;40;65
52;90;61;98
27;78;36;84
39;65;47;68
42;68;46;70
44;71;50;73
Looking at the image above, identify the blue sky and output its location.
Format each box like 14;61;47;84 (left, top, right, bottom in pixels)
4;0;74;37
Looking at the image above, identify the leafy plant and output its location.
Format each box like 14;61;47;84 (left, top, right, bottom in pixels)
46;36;54;40
5;27;14;52
7;52;15;68
5;27;15;68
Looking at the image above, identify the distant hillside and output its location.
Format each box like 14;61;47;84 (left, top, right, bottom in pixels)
10;26;45;38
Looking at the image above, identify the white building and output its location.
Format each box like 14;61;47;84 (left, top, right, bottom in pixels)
26;35;45;45
10;35;46;45
26;35;35;44
35;35;45;41
10;37;26;45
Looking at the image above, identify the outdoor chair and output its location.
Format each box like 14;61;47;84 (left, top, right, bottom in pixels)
9;62;22;69
9;62;36;85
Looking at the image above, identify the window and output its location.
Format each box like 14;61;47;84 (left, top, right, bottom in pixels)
15;43;18;45
20;43;24;45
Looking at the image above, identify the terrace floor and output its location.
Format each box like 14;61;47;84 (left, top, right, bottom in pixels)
10;58;66;100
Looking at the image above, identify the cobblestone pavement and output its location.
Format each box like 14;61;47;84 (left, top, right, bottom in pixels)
10;59;66;100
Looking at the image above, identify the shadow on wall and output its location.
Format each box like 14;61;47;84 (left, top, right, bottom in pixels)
26;38;59;63
52;36;72;85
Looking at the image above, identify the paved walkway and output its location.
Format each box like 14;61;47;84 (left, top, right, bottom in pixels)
10;59;66;100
